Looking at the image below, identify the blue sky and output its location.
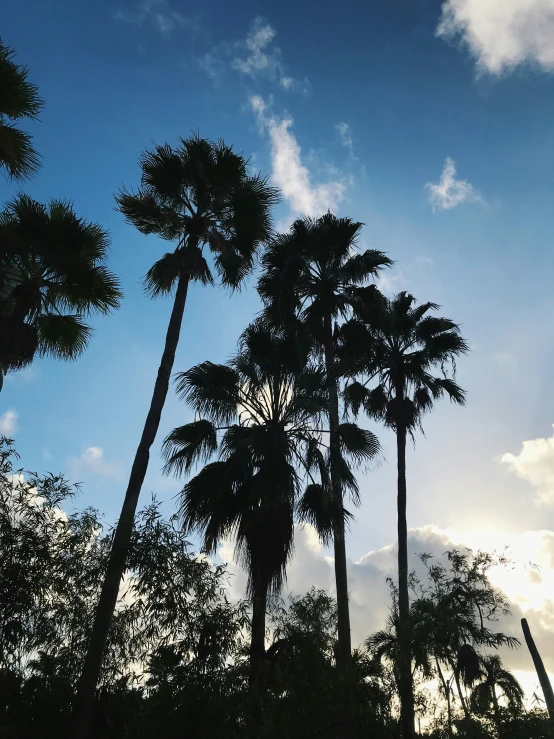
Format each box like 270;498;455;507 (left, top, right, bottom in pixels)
4;0;554;686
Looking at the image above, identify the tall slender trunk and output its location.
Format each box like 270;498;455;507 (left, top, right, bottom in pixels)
322;313;352;670
250;578;269;687
323;314;356;739
521;618;554;723
395;402;415;739
71;274;190;739
249;571;269;739
435;658;452;738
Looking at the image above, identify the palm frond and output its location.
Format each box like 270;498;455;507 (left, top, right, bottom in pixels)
340;249;393;285
115;189;182;240
174;362;239;425
297;483;352;546
343;381;370;417
36;314;92;360
161;420;219;476
0;40;43;180
338;423;380;464
0;123;41;179
139;142;184;200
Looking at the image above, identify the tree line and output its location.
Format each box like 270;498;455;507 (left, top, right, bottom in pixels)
1;37;553;739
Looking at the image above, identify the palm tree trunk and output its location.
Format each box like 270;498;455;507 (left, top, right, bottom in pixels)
249;572;269;739
323;314;356;739
322;313;352;671
250;578;268;687
71;274;190;739
521;618;554;723
396;410;416;739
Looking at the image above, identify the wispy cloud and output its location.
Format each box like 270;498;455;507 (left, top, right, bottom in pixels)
114;0;188;34
437;0;554;76
68;446;123;480
232;18;281;77
200;17;310;92
425;157;482;211
250;95;346;218
335;121;354;157
0;410;18;436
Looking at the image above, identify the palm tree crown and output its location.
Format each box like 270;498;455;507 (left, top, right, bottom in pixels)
116;135;280;296
257;212;390;683
471;654;524;718
0;195;122;385
343;290;468;429
258;212;392;339
0;38;43;180
162;323;329;597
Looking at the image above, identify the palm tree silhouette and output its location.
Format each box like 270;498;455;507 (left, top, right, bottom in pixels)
72;136;278;739
343;291;468;739
258;212;391;675
0;38;43;181
0;195;121;390
162;325;327;689
163;322;376;730
471;654;524;735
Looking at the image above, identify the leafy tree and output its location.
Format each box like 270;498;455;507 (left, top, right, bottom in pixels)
0;38;43;181
258;212;390;676
260;589;394;738
343;290;468;738
0;195;122;389
73;136;278;738
368;548;520;738
0;437;241;739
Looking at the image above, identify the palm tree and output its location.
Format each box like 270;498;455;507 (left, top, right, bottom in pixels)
257;212;391;673
71;136;278;739
471;655;524;735
162;324;327;688
0;38;43;180
0;195;122;390
162;323;377;720
343;291;468;739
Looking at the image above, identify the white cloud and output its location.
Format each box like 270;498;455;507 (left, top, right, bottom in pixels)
376;269;405;296
0;410;18;436
501;426;554;504
68;446;123;480
250;95;346;217
437;0;554;76
201;17;310;92
220;521;554;682
114;0;188;33
425;157;482;211
219;520;554;699
232;17;281;77
335;121;354;156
